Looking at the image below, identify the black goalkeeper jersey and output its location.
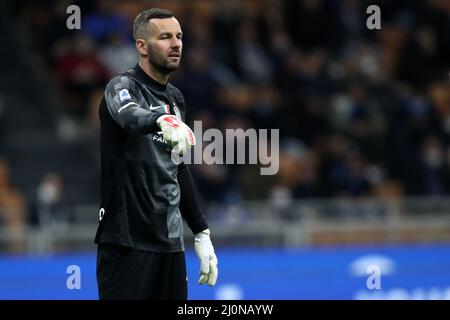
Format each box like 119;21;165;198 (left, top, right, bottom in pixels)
95;64;208;252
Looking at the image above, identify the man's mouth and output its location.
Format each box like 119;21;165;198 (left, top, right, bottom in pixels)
169;52;180;58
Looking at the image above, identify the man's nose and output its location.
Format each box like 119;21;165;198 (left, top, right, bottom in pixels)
170;37;182;49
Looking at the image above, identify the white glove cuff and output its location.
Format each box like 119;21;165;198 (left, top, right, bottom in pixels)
195;228;210;239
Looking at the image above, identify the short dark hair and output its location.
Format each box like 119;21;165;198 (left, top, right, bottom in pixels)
133;8;174;41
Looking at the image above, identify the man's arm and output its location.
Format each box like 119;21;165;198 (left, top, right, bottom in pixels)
178;162;208;233
178;162;218;286
104;75;168;134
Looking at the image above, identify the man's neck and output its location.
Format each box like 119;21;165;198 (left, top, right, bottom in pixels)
138;60;169;85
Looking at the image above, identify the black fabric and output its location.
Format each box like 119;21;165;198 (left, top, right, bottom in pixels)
97;243;187;300
95;64;208;252
178;163;209;235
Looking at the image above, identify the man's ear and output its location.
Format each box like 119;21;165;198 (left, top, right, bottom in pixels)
136;39;148;56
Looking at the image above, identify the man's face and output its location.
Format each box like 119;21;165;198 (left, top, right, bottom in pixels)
146;17;183;74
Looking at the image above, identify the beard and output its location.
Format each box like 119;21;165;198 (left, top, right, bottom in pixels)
148;46;181;75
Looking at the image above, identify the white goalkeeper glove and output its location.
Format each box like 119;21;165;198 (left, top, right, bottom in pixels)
156;114;196;156
194;229;218;286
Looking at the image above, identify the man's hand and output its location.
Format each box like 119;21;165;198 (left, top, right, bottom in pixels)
194;229;218;286
156;115;196;156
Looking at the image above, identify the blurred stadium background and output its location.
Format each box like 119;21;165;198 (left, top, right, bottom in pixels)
0;0;449;299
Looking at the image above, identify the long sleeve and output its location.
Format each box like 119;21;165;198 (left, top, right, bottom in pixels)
178;162;209;234
104;75;168;134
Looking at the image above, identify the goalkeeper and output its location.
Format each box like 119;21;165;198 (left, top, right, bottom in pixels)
95;8;218;300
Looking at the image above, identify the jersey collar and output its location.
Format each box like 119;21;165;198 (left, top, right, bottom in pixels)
135;64;168;90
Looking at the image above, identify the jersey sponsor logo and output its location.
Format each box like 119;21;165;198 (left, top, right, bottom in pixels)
119;89;131;102
152;132;167;144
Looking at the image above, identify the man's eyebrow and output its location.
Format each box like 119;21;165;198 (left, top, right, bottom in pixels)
158;31;183;37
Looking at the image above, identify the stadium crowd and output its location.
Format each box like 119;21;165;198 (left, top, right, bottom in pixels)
4;0;450;215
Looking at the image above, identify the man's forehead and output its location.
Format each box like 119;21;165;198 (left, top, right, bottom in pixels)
148;17;181;35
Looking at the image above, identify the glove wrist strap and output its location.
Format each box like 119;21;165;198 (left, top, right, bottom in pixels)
196;228;210;238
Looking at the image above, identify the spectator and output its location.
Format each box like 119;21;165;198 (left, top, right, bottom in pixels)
397;25;441;90
405;136;450;195
173;45;219;114
268;140;321;219
54;34;110;118
13;0;450;206
235;20;274;84
83;1;129;44
99;32;137;75
34;173;69;228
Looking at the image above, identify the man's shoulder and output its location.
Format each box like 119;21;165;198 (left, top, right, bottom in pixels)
106;68;140;90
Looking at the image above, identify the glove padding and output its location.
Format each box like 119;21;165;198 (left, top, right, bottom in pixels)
194;229;218;286
156;115;196;156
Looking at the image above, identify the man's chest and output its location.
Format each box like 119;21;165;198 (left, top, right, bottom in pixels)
140;87;183;120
